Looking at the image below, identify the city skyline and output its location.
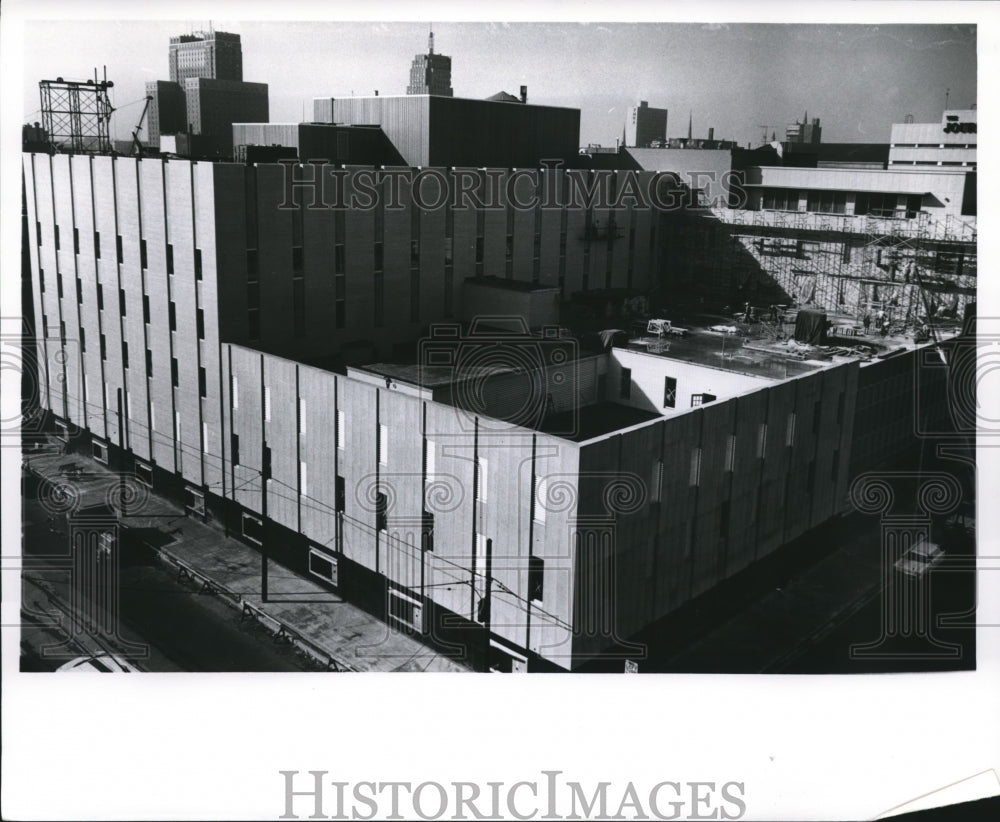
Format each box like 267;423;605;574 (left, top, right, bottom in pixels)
21;21;976;147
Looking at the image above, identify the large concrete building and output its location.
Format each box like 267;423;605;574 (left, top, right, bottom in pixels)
889;108;977;169
21;145;959;670
625;101;668;148
169;31;243;84
313;95;581;168
786;113;822;144
145;30;269;157
145;80;187;149
406;31;453;97
183;78;269;156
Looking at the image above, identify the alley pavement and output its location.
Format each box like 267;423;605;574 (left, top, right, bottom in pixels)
22;438;469;673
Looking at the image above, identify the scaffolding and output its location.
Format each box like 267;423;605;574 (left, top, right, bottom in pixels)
701;207;977;332
39;69;115;154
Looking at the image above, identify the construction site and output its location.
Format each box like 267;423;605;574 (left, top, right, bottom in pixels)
660;205;976;347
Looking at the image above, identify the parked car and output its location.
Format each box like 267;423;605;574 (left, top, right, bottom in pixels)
894;539;945;579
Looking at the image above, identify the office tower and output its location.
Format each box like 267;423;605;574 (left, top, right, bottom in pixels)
406;30;453;97
169;30;243;83
624;101;668;147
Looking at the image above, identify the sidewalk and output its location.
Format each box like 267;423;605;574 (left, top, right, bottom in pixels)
23;440;469;673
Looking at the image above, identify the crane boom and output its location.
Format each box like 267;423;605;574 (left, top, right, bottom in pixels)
132;95;153;157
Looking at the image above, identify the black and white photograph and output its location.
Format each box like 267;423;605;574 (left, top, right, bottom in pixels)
2;1;999;819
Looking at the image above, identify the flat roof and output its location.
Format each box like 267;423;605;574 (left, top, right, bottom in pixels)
316;94;581;112
539;401;661;442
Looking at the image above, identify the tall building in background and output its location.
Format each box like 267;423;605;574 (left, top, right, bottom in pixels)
786;112;822;144
169;30;243;83
625;100;668;147
184;78;269;155
144;30;268;157
145;80;187;148
406;30;453;97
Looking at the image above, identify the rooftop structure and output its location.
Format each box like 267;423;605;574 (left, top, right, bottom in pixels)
889;109;977;169
313;94;581;167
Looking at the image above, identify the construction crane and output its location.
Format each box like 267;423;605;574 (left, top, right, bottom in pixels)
131;95;153;157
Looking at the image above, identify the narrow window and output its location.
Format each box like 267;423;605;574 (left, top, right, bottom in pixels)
424;439;436;484
231;433;240;465
650;460;663;502
689;447;702;487
264;386;271;422
198;366;207;398
300;461;308;497
378;424;388;465
663;376;676;408
620;367;632;400
337;410;345;449
476;457;488;502
335;475;345;513
376;492;387;531
528;556;545;603
786;413;797;447
534;475;547;523
475;533;488;579
757;423;767;458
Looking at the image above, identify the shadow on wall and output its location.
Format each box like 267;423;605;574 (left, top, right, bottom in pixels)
660;208;796;309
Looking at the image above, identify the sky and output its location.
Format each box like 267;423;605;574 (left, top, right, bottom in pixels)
20;19;977;148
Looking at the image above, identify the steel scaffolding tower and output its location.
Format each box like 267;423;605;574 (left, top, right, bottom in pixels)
39;69;115;154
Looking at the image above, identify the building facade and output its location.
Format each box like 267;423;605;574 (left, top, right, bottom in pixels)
313;95;582;168
183;78;269;155
786;114;822;144
22;146;957;670
406;31;453;97
889;109;977;169
169;31;243;84
625;101;668;148
145;80;186;148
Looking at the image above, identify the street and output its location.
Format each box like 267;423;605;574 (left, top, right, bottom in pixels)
21;493;320;672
